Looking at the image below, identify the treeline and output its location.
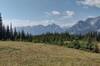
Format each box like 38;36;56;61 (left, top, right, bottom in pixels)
33;32;72;44
0;14;32;42
33;32;100;53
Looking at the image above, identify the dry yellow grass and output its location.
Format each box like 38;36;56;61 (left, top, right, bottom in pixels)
0;41;100;66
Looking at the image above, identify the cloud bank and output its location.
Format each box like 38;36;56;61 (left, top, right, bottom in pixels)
3;10;76;28
77;0;100;8
3;18;76;28
45;10;75;17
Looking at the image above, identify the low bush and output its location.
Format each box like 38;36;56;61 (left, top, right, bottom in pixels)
66;40;99;53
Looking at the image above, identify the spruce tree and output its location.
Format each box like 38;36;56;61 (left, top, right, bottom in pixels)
2;25;6;40
14;28;17;40
21;30;25;41
6;25;10;40
0;13;3;40
10;23;14;40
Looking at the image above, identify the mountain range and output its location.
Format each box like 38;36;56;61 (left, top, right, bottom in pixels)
16;16;100;35
17;24;65;35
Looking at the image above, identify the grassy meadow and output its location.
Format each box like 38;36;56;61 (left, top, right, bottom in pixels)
0;41;100;66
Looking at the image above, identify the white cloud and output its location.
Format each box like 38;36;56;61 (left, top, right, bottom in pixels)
51;11;61;15
65;11;75;17
77;0;100;8
3;18;76;28
44;10;76;27
2;11;76;28
87;15;96;18
45;10;75;18
45;10;61;16
3;19;53;28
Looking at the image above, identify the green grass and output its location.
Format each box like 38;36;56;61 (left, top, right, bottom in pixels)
0;41;100;66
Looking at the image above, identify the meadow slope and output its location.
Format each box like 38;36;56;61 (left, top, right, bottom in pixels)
0;41;100;66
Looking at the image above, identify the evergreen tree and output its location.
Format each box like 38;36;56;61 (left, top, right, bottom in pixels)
6;25;10;40
0;13;32;42
13;28;17;40
17;32;21;41
2;25;6;40
10;23;14;40
21;30;25;41
0;13;3;40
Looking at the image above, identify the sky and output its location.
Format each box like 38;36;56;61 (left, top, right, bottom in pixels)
0;0;100;27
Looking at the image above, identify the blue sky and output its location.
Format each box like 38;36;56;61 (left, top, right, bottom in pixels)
0;0;100;27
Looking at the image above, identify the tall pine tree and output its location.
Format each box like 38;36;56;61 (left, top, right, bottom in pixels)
0;13;3;40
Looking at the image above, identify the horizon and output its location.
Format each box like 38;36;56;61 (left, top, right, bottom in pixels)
0;0;100;27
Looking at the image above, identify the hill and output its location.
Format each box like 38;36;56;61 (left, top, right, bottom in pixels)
0;41;100;66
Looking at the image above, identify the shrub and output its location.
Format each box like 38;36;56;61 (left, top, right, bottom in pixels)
66;40;80;49
73;40;80;49
66;40;99;53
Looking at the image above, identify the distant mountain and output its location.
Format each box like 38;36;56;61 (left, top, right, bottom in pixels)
17;24;65;35
17;16;100;35
68;16;100;34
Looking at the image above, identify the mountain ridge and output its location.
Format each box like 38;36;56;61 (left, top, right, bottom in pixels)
16;16;100;35
16;24;65;35
68;16;100;34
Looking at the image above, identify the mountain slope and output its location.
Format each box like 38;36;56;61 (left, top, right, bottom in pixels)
68;16;100;34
